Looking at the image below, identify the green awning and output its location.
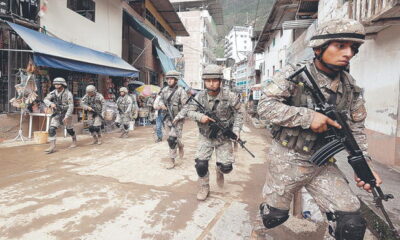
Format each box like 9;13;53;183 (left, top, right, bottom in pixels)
156;47;175;73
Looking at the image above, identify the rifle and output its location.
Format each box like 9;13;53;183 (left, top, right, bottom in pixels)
87;106;104;122
187;95;255;158
287;66;399;238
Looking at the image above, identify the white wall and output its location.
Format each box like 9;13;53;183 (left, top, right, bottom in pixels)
40;0;123;56
351;25;400;136
262;29;293;81
176;10;203;89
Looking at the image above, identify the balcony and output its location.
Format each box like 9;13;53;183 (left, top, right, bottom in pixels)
352;0;400;33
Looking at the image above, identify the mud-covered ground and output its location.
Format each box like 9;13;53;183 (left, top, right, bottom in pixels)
0;121;378;240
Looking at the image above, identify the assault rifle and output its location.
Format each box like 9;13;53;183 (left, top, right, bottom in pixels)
187;95;255;158
287;66;399;238
88;106;104;121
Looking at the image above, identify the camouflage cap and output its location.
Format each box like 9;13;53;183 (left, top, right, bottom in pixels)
53;77;67;86
165;70;180;80
86;85;96;93
202;64;223;80
119;87;128;93
309;19;365;48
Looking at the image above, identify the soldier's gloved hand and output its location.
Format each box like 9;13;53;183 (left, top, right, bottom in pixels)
354;170;382;193
200;115;215;124
172;117;180;125
50;103;56;109
87;107;93;112
233;130;240;140
161;105;167;110
310;112;341;133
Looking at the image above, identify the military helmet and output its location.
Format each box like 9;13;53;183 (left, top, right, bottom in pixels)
86;85;96;93
202;64;223;80
165;70;180;80
309;19;366;48
119;87;128;93
53;77;67;86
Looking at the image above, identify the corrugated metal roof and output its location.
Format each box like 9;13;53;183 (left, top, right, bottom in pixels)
254;0;298;53
170;0;224;25
149;0;190;36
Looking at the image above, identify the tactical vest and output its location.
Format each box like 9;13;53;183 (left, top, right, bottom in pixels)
85;94;102;112
53;89;70;113
272;65;362;155
117;96;131;113
161;86;183;118
197;90;235;138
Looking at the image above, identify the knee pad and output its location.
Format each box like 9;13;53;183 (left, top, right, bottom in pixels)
216;162;233;174
195;159;209;177
93;126;100;133
259;203;289;229
115;122;121;128
123;124;129;130
48;127;57;137
333;211;366;240
167;136;178;149
66;128;75;136
88;126;95;133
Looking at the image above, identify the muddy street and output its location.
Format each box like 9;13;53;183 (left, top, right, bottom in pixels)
0;121;334;240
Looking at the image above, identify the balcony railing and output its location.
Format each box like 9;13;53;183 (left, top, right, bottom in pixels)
352;0;400;24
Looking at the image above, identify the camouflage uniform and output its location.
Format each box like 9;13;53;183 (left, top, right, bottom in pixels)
183;64;243;201
43;77;76;153
158;83;188;160
116;87;133;137
80;86;105;144
257;19;369;240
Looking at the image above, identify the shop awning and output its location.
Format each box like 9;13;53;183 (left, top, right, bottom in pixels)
123;11;181;59
156;47;175;73
155;47;190;91
7;21;138;77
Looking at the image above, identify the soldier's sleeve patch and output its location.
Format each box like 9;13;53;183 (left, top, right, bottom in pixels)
351;104;367;122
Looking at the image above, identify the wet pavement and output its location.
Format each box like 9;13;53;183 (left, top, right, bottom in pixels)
0;121;382;239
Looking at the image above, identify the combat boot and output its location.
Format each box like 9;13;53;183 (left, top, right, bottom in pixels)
166;158;175;169
91;134;98;145
216;167;224;188
45;140;56;154
97;134;102;145
197;173;210;201
69;135;77;148
178;145;184;159
120;131;128;138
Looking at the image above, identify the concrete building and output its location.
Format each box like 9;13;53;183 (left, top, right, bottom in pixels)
171;0;223;89
224;26;253;63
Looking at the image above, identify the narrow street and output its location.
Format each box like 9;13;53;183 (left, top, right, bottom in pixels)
0;121;328;240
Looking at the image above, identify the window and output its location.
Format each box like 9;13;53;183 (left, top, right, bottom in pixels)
267;46;270;53
272;37;275;47
279;60;283;69
67;0;95;22
280;29;283;37
273;65;275;73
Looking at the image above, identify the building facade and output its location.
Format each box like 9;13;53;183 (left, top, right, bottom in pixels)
224;26;253;63
171;0;223;89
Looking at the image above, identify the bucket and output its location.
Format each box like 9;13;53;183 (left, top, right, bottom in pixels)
34;131;48;144
129;121;135;130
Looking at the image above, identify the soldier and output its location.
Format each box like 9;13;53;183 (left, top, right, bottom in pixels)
257;19;382;240
115;87;133;138
181;64;243;201
80;85;105;145
43;77;77;153
157;70;188;169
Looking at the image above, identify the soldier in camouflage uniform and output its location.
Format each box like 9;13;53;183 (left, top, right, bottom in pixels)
257;19;383;240
181;64;243;201
115;87;133;138
156;70;189;169
43;77;77;153
80;85;105;145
